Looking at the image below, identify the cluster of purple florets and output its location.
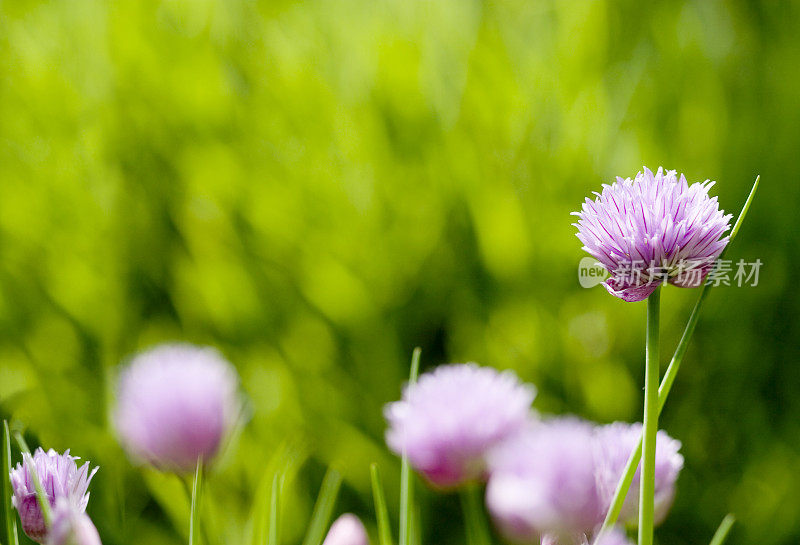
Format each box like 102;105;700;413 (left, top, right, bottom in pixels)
572;167;732;302
9;449;101;545
384;363;684;545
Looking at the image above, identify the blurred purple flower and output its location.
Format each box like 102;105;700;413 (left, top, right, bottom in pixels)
486;418;603;542
47;499;102;545
9;448;98;543
322;514;369;545
572;167;732;302
594;422;684;526
384;363;535;488
114;343;241;473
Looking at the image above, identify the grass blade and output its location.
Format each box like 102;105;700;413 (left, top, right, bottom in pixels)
728;175;759;242
370;463;393;545
189;458;203;545
267;473;283;545
301;468;342;545
399;348;421;545
2;422;18;545
412;504;421;545
460;484;491;545
708;514;735;545
597;175;760;538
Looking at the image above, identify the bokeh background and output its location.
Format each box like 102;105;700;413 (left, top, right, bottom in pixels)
0;0;797;544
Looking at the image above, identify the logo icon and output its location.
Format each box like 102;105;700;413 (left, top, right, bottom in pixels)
578;257;609;288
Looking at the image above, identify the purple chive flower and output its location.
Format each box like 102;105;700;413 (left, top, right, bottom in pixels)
594;422;683;526
47;499;102;545
384;363;535;489
572;167;732;302
486;418;604;543
9;449;98;543
114;343;241;473
322;514;369;545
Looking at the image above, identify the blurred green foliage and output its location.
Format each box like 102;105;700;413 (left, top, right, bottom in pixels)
0;0;797;544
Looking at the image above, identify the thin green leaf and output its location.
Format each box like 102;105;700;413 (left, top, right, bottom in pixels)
267;472;283;545
246;441;308;545
399;348;421;545
412;504;421;545
301;468;342;545
370;463;393;545
2;422;18;545
189;458;203;545
13;433;51;527
597;175;760;537
728;175;759;242
708;514;735;545
460;484;491;545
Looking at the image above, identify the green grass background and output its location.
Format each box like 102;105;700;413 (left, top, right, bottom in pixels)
0;0;797;544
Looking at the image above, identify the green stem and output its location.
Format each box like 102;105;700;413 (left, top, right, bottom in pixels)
596;175;760;539
460;484;491;545
189;458;203;545
301;468;342;545
597;280;727;538
399;348;421;545
370;464;394;545
2;422;19;545
267;473;282;545
638;288;660;545
708;514;735;545
412;504;421;545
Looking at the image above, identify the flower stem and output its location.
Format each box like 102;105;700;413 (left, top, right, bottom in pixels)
301;467;342;545
370;463;394;545
268;473;282;545
460;484;491;545
708;514;735;545
638;287;660;545
189;458;203;545
399;348;421;545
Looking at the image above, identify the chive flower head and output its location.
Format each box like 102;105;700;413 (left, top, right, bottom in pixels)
573;167;732;302
114;343;241;473
9;448;98;543
385;363;535;488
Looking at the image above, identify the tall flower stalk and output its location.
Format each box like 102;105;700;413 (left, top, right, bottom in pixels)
595;175;759;540
189;458;203;545
398;348;421;545
573;167;750;545
638;288;660;545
